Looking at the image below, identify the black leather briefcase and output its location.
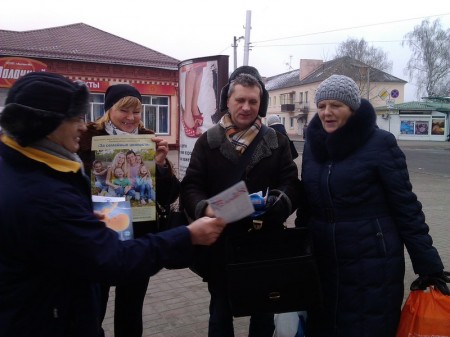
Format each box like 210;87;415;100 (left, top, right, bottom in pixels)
226;227;322;317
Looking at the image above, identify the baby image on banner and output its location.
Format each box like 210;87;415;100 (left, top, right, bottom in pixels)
93;200;134;240
91;134;156;222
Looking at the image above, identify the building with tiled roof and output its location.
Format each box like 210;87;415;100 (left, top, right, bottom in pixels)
264;56;408;139
0;23;180;69
264;58;449;141
0;23;181;147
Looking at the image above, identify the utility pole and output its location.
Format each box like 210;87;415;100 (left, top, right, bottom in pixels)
232;36;244;70
243;10;251;66
366;66;370;99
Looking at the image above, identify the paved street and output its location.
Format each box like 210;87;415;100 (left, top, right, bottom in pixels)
103;139;450;337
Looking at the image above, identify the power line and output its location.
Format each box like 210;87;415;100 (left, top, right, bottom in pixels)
252;13;450;44
215;13;449;56
252;40;409;48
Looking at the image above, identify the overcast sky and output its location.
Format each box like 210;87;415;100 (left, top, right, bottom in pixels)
1;0;449;101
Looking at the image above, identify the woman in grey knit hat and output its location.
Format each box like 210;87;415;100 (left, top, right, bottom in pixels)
296;74;449;337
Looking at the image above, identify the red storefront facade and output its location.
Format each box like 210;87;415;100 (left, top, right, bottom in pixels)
0;23;181;149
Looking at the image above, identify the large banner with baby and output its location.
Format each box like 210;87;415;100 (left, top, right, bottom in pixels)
178;55;229;179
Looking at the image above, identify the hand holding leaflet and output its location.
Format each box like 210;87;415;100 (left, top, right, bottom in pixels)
206;181;254;224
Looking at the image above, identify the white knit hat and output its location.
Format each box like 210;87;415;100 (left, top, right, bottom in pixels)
267;114;281;126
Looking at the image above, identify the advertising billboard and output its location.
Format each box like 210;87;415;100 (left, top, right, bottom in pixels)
178;55;229;179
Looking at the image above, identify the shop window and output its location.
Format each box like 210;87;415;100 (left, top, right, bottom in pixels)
141;96;170;135
431;118;445;135
144;105;157;131
400;121;414;134
87;93;105;122
415;121;429;135
400;120;430;135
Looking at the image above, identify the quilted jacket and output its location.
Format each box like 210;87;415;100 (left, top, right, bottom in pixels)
298;99;444;337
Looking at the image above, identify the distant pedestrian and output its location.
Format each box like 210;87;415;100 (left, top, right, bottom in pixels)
267;114;299;159
302;123;307;140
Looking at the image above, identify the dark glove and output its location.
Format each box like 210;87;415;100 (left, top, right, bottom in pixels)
410;271;450;295
262;190;291;228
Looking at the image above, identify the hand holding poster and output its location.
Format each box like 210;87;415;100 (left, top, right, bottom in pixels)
91;134;156;222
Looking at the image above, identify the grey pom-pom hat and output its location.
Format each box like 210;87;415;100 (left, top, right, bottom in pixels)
315;74;361;111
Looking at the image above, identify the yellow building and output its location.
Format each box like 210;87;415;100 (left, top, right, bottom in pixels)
264;57;407;138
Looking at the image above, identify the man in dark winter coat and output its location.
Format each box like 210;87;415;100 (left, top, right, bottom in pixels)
0;72;226;337
296;74;449;337
181;66;301;337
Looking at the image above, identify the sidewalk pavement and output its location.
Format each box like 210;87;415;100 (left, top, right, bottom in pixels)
102;140;450;337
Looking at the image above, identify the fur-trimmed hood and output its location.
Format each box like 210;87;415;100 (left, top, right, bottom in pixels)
306;98;377;163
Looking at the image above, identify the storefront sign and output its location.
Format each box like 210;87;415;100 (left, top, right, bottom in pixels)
85;81;176;95
0;57;47;88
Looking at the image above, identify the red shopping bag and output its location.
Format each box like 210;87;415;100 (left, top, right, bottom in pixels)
396;287;450;337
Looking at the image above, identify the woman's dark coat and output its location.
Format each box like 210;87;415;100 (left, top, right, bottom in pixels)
0;140;192;337
180;124;301;280
298;99;444;337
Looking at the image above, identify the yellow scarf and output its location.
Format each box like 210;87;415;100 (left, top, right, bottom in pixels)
1;135;81;173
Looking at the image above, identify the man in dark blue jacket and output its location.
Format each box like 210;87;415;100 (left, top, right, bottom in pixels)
0;72;225;337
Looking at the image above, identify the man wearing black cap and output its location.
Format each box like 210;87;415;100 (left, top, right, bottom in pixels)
0;72;226;337
180;66;301;337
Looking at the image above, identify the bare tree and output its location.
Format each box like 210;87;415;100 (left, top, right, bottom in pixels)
403;18;450;99
334;38;393;72
433;77;450;97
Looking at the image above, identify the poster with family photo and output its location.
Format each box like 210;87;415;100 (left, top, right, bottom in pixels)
91;134;156;222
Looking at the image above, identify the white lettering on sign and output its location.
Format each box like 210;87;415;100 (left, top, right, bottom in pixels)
0;67;32;79
85;81;100;89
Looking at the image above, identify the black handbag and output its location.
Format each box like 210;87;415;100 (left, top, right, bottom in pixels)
156;202;189;232
226;226;322;317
